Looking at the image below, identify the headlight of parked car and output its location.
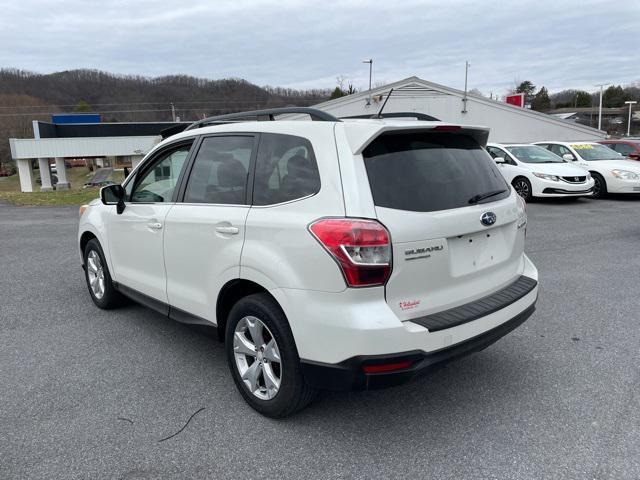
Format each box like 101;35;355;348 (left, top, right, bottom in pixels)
611;169;640;180
533;172;559;181
585;172;592;180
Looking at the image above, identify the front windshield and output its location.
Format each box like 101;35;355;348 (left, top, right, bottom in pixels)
506;145;564;163
571;144;623;161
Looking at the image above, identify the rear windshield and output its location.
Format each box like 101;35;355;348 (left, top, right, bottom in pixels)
363;132;509;212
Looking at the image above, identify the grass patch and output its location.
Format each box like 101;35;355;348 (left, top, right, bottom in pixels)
0;167;123;206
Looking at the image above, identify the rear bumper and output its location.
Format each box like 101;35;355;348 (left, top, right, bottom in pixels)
301;303;536;391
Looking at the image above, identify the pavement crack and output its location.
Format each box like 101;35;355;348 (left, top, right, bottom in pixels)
157;407;206;443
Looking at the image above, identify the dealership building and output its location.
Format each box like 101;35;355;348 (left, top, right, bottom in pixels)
9;76;606;192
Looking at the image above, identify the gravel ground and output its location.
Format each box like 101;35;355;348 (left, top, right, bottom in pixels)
0;197;639;480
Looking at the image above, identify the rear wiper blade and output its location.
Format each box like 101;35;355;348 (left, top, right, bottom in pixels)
468;189;508;204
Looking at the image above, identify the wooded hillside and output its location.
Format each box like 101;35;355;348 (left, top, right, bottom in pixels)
0;68;331;168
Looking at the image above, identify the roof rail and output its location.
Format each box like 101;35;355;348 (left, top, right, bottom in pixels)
341;112;440;122
184;107;340;132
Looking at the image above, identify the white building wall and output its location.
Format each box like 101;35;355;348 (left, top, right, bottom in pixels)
312;78;606;143
9;135;161;160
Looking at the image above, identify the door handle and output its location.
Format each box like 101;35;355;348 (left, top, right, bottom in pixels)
215;226;239;235
147;222;163;230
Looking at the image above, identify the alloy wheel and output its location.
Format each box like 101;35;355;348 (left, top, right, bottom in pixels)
593;177;602;196
86;250;105;299
514;180;530;199
233;316;282;400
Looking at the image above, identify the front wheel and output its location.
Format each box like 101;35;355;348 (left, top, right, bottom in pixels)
225;293;317;418
513;177;533;202
591;173;607;198
83;238;125;309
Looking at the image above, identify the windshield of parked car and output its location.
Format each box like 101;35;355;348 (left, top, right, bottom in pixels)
506;145;564;163
571;143;623;161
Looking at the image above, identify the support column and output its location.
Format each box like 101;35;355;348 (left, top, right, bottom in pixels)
17;159;35;192
38;158;53;191
54;157;70;190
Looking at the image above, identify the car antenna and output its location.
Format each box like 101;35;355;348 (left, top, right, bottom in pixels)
373;88;393;119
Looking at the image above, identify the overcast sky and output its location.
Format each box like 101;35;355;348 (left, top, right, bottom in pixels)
1;0;638;95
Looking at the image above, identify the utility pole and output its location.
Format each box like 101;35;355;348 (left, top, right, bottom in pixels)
362;58;373;106
462;61;470;113
170;102;176;122
595;83;609;131
625;100;637;136
362;59;373;91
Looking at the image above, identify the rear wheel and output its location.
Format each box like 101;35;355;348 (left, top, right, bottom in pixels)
512;177;532;202
591;172;607;198
83;238;125;309
225;293;317;418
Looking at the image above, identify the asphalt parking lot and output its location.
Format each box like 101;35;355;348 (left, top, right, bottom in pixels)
1;198;639;480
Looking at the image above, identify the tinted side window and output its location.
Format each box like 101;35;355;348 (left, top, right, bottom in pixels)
613;143;635;155
130;144;192;203
253;133;320;206
182;136;254;205
363;133;509;213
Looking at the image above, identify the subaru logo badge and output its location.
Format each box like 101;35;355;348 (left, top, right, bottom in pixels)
480;211;497;226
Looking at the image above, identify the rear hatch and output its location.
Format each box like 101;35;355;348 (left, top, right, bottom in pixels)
361;129;525;320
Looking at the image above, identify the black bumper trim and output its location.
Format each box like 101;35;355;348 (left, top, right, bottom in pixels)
301;303;536;391
409;275;537;332
542;187;593;194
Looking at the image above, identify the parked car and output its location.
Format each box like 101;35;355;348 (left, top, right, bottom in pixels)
534;141;640;198
78;108;538;417
598;139;640;160
486;143;594;201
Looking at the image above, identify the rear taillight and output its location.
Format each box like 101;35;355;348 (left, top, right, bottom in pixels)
308;218;392;287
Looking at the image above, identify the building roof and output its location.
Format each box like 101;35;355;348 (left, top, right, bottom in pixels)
311;76;606;137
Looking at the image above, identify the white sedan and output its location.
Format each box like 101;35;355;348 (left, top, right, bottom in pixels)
534;141;640;198
486;143;594;201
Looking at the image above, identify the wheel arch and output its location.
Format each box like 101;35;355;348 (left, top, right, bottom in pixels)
80;230;98;257
216;279;285;341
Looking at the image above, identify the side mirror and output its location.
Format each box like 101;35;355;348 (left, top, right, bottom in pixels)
562;154;575;162
100;184;126;214
494;156;506;164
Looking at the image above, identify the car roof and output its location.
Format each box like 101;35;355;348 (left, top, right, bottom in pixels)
599;139;640;144
535;141;600;145
155;118;492;156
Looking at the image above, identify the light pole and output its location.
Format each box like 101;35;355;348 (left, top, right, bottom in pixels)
595;83;609;131
625;100;637;136
362;59;373;91
462;60;470;113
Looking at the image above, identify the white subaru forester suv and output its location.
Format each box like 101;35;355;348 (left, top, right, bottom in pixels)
78;108;538;417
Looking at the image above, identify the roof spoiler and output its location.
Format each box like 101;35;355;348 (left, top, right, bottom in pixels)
341;112;440;121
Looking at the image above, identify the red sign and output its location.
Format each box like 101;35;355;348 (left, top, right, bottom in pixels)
505;93;524;108
506;93;525;108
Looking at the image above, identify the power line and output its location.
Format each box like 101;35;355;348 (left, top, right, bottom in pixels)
0;97;329;110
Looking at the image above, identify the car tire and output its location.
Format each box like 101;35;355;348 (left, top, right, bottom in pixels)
225;293;317;418
512;177;533;202
591;173;607;198
83;238;125;309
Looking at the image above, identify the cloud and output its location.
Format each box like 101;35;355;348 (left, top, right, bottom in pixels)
0;0;638;95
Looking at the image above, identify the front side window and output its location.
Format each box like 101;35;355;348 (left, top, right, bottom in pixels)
253;133;320;206
363;132;509;212
182;136;254;204
130;143;192;202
